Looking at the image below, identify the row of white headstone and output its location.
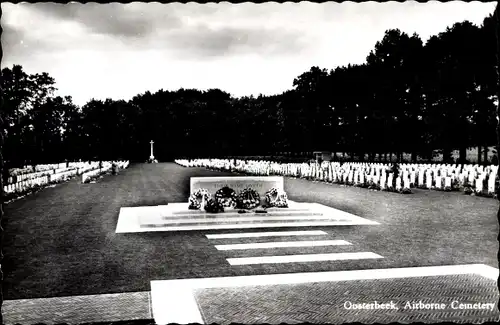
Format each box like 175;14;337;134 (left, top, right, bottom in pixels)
7;165;84;185
4;161;130;194
4;169;81;194
175;159;498;196
7;165;86;185
81;161;129;183
3;176;51;194
8;161;128;181
9;163;70;177
7;162;96;184
82;166;110;183
116;161;129;169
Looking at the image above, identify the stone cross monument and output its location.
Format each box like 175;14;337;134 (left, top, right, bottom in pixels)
150;140;155;161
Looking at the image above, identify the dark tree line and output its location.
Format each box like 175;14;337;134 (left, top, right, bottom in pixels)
1;15;498;169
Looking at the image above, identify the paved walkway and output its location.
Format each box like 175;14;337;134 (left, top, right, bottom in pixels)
4;265;498;325
3;292;152;325
150;263;499;324
195;273;499;324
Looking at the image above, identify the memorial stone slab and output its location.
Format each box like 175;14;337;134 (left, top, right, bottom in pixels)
190;176;284;197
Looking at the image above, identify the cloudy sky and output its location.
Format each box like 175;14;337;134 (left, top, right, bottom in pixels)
2;1;496;106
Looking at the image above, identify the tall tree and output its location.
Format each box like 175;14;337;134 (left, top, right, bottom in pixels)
367;29;426;162
292;66;333;151
1;65;56;167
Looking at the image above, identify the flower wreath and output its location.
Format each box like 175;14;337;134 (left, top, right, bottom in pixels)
204;198;225;213
265;188;289;208
188;188;211;210
214;186;237;208
236;188;260;210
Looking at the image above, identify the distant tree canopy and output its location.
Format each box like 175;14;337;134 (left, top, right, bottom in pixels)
1;15;498;167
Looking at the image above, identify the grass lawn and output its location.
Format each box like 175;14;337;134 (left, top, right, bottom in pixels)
2;163;498;300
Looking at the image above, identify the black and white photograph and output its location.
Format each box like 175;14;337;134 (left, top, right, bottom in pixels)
1;1;499;324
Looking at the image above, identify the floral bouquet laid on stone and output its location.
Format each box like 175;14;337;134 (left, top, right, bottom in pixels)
236;188;260;209
188;188;211;210
265;188;289;208
204;198;225;213
214;186;237;208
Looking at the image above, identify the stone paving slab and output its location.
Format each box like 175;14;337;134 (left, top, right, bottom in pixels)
2;291;152;325
194;274;500;324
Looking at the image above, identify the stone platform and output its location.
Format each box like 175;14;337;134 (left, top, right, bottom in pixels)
115;200;379;233
116;176;379;233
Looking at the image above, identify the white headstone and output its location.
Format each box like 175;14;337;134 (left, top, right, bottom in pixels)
435;176;442;189
396;177;402;191
468;171;475;184
445;177;452;188
459;173;466;186
418;172;424;186
404;178;410;189
488;173;496;194
410;172;416;185
426;174;433;189
388;174;393;188
475;177;483;193
380;176;386;189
